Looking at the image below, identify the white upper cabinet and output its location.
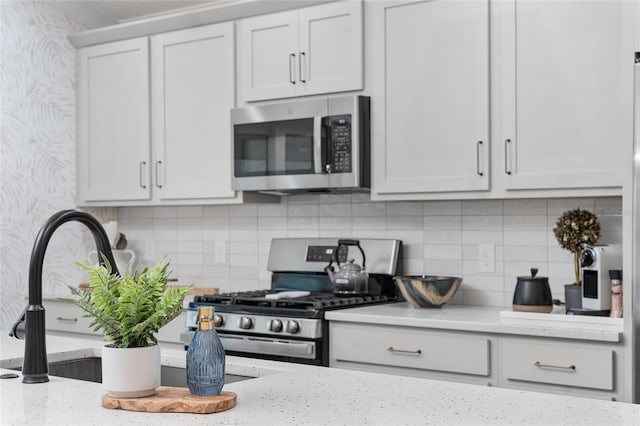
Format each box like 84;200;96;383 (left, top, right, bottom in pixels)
496;0;633;191
371;0;490;196
151;23;236;201
77;38;151;202
77;23;245;206
238;0;363;102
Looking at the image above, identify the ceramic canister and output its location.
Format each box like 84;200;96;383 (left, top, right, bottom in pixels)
512;268;553;313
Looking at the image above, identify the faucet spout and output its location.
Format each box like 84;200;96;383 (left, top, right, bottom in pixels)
11;209;119;384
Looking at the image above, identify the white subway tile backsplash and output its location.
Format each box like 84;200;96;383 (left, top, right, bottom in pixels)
503;199;548;215
117;195;621;306
547;198;595;215
504;230;547;246
352;202;386;217
462;200;503;216
503;215;547;231
462;215;503;230
387;216;423;230
319;203;351;217
462;230;503;245
386;201;422;216
423;200;462;216
231;204;257;217
176;206;203;218
352;216;386;230
423;229;462;245
423;215;461;230
288;204;319;217
424;244;462;260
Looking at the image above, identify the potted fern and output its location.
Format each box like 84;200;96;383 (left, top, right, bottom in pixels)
62;256;191;398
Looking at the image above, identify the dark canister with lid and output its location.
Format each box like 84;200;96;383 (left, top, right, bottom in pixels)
512;268;553;313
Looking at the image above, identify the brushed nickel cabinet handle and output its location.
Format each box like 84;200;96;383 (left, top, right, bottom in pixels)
476;141;484;176
139;161;147;189
56;317;78;322
504;139;512;175
289;53;296;84
534;361;576;371
155;160;163;188
299;51;306;83
387;346;422;355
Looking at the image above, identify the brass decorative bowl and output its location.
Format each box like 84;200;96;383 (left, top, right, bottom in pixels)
393;276;462;308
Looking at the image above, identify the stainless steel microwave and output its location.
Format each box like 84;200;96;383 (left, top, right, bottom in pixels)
231;96;370;194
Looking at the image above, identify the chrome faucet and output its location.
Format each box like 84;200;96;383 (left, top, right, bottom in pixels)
9;209;119;383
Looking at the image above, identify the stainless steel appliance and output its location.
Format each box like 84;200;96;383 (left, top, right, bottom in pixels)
230;96;370;194
182;238;401;366
580;244;622;311
633;52;640;403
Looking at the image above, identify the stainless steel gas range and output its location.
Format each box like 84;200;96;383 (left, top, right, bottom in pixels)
182;238;402;366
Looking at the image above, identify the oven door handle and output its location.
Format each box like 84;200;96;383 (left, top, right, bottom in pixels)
222;335;316;359
182;332;316;359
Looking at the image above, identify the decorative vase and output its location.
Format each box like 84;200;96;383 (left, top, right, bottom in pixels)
564;284;582;313
102;344;160;398
187;306;226;396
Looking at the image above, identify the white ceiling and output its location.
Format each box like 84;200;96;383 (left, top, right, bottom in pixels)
46;0;224;28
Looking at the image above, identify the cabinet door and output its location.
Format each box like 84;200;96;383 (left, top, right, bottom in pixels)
77;38;151;202
151;23;237;201
298;0;363;95
372;0;490;195
498;0;633;190
238;10;299;101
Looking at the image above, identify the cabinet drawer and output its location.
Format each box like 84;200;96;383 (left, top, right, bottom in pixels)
331;323;490;376
45;300;101;336
501;340;613;390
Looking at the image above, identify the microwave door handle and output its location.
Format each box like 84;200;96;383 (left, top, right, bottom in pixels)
313;116;323;173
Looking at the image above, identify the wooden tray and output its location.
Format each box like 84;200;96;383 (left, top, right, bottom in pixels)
102;386;236;414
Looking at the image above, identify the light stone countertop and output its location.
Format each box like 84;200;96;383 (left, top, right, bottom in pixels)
2;333;640;425
325;303;624;342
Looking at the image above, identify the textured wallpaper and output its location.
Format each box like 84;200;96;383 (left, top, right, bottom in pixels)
0;1;114;329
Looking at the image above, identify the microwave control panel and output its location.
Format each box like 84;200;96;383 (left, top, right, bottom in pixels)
327;114;352;173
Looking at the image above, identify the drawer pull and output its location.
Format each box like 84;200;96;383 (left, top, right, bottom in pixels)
56;317;78;322
534;361;576;371
387;346;422;355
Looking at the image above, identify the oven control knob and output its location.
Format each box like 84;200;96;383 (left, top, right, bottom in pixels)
269;319;283;332
239;316;253;330
285;320;300;334
214;314;224;328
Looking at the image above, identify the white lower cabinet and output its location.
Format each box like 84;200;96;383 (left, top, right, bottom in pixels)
330;322;623;400
44;299;186;346
498;337;622;401
330;322;496;386
45;299;102;337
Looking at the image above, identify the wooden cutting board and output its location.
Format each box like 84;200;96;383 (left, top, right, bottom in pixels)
102;387;236;414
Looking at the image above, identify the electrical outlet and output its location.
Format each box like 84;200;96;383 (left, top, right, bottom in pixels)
478;244;495;273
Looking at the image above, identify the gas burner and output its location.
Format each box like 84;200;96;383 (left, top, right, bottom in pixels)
193;291;389;312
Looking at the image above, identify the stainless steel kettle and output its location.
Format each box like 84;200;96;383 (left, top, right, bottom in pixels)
324;239;369;295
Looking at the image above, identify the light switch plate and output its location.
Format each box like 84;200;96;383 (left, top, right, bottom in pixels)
478;244;495;273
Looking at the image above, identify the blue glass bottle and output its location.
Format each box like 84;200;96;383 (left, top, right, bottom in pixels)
187;306;226;396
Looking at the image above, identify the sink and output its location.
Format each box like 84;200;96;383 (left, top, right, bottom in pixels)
12;357;252;387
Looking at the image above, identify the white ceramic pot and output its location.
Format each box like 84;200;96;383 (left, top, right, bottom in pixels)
102;344;160;398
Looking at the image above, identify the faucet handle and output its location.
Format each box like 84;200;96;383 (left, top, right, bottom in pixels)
9;307;26;339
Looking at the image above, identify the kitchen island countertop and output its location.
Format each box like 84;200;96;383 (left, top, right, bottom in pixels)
2;333;640;425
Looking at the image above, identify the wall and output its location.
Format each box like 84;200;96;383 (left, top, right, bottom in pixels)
0;1;114;329
118;195;622;307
